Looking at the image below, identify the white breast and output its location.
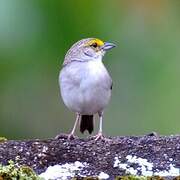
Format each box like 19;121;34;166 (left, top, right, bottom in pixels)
59;59;112;114
87;59;105;75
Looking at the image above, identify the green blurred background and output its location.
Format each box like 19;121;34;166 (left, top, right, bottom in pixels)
0;0;179;139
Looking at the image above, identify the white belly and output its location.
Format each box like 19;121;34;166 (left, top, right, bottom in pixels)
59;60;112;114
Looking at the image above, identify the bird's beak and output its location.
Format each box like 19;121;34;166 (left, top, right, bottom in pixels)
101;42;116;51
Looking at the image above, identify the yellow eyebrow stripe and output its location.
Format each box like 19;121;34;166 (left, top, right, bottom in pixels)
86;38;104;47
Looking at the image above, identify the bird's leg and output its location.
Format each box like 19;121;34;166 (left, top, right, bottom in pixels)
55;113;80;140
68;113;80;139
94;112;104;141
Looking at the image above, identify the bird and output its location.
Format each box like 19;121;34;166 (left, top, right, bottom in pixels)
59;38;116;140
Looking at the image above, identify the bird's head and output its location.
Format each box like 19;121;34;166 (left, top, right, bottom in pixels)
64;38;116;65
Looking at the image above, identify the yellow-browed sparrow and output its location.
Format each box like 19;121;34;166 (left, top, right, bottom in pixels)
59;38;115;140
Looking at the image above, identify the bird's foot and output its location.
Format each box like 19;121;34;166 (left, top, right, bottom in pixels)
55;133;77;140
67;133;77;140
91;132;110;142
146;131;159;137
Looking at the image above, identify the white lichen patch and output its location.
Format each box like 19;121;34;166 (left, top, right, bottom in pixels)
114;155;180;176
39;162;110;180
98;172;109;179
39;161;88;180
154;164;180;176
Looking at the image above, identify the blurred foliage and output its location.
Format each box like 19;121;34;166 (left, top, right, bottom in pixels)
0;0;179;139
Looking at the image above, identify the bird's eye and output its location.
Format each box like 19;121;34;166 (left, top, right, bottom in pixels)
91;42;98;48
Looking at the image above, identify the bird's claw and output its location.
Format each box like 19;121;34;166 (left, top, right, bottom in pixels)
67;133;76;140
91;133;110;142
146;131;159;137
94;133;103;141
55;133;77;140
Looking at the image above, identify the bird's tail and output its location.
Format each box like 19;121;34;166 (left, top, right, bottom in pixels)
80;115;94;134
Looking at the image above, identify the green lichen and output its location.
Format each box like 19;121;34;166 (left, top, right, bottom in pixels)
147;176;166;180
115;176;148;180
115;176;167;180
0;137;7;143
0;160;44;180
73;176;174;180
